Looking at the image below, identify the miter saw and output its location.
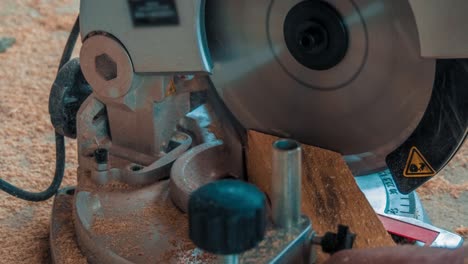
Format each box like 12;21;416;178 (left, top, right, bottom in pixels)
1;0;467;263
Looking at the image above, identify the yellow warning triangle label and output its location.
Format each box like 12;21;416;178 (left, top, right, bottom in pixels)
403;147;436;177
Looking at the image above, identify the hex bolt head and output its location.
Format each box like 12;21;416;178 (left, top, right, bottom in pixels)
95;53;118;81
80;35;134;98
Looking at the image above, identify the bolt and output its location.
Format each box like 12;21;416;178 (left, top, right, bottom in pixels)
94;148;108;164
95;53;117;81
297;21;329;54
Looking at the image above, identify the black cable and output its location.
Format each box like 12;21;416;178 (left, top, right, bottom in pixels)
58;17;80;70
0;16;80;201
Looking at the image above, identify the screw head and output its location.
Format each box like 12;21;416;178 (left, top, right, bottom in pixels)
94;148;108;164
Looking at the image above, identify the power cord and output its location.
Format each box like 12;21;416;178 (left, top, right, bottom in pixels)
0;16;80;201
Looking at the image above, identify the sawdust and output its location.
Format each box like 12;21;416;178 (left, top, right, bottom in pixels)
0;0;79;263
51;194;87;264
456;226;468;237
417;176;468;199
54;228;87;264
417;143;468;199
89;182;216;263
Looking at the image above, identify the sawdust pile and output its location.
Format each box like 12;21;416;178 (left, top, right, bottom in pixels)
89;182;215;263
0;0;79;263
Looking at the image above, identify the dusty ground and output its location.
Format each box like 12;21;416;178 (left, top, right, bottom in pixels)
0;0;79;263
418;145;468;239
0;0;466;263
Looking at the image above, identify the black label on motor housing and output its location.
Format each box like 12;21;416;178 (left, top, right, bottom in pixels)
128;0;179;26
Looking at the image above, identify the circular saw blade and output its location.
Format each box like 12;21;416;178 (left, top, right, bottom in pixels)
206;0;436;175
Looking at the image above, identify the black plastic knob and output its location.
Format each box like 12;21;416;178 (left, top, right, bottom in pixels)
321;225;356;254
188;179;267;255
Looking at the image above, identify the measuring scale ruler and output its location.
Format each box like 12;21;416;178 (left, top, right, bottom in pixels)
356;169;464;248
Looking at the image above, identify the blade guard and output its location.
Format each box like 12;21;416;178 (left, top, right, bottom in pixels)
386;59;468;194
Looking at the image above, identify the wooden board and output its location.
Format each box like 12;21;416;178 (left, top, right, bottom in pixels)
246;131;395;261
